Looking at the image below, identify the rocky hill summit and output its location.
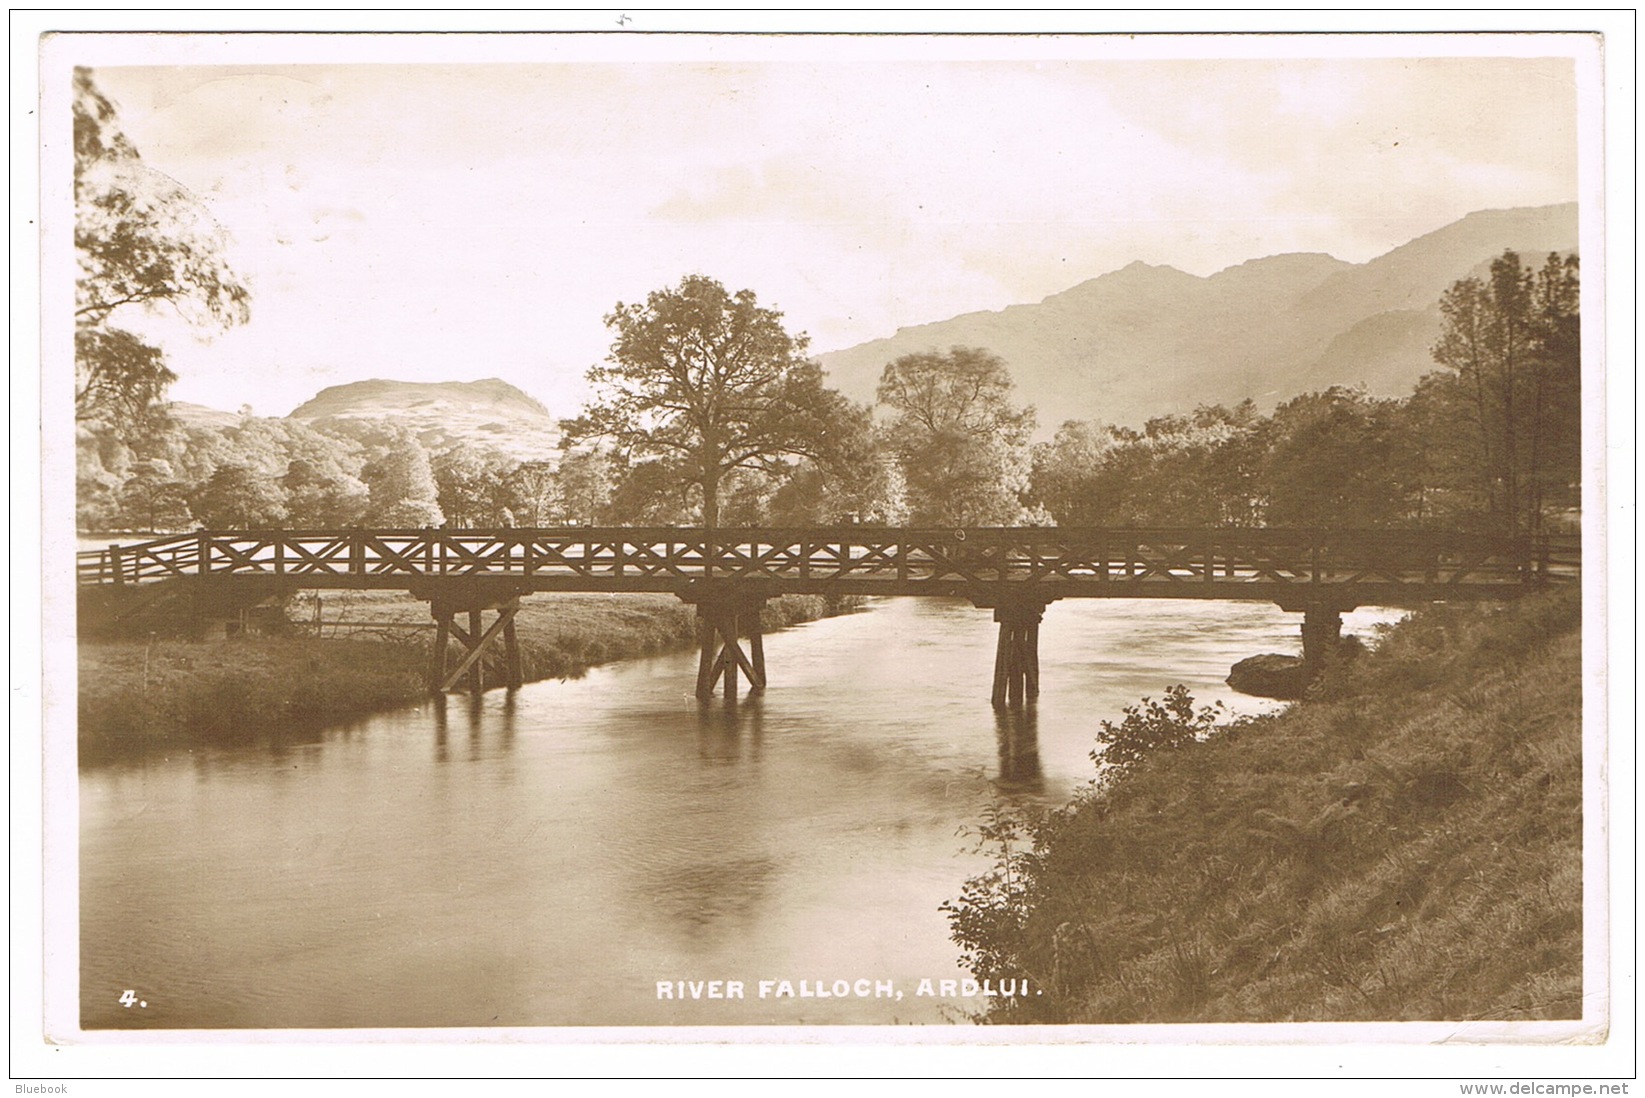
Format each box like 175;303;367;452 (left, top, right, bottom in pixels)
288;378;561;461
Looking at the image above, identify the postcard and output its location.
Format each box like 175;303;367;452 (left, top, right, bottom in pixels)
16;12;1633;1086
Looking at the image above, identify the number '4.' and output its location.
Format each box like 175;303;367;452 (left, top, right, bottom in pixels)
119;989;137;1007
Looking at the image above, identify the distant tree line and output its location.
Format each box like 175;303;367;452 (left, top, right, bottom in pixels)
79;411;577;532
73;70;1577;537
77;253;1579;537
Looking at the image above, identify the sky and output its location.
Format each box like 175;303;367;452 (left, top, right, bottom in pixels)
67;35;1584;420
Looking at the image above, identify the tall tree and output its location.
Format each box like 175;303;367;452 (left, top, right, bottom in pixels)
1526;253;1583;526
554;449;618;525
362;432;444;527
506;460;559;526
1030;420;1114;526
1431;250;1580;535
281;458;369;528
1059;406;1262;528
765;445;909;526
603;458;696;525
876;347;1036;526
73;68;249;434
76;426;125;531
564;275;865;527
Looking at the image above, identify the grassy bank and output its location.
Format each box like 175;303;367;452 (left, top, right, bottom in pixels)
948;589;1584;1023
78;591;850;764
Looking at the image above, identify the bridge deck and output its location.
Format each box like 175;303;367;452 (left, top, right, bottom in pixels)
77;526;1577;608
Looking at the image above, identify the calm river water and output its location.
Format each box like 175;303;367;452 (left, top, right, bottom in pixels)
79;596;1399;1029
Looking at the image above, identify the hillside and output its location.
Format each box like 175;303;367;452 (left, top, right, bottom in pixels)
951;589;1584;1023
287;378;562;462
817;203;1578;430
165;401;244;432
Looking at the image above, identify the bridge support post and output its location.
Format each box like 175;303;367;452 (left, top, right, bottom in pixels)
469;609;484;694
503;614;523;690
978;597;1052;709
431;615;451;688
429;596;523;695
1299;605;1347;675
683;590;768;700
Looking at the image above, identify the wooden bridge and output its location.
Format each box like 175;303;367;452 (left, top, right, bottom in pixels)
77;526;1577;706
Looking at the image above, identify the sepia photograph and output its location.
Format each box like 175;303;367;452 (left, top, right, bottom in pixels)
17;11;1632;1084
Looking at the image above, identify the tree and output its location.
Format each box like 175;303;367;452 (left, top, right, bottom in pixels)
765;446;909;526
73;328;174;432
74;69;249;434
1399;371;1485;527
362;432;444;526
77;425;127;531
506;460;559;526
1030;420;1114;526
116;458;193;531
432;444;518;527
603;458;696;526
876;347;1036;526
1042;404;1264;528
1258;387;1420;528
564;275;867;527
1526;253;1583;526
281;458;369;528
189;464;288;528
554;449;618;525
1430;250;1580;535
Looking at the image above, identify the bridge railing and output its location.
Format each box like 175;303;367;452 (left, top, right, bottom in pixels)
75;526;1572;592
78;533;205;586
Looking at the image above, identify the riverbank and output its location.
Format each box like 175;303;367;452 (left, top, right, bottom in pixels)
948;588;1585;1023
78;591;853;765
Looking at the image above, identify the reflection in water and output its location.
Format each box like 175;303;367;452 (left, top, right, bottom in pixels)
432;690;520;763
695;695;765;761
993;707;1044;795
432;692;449;762
499;689;518;751
80;597;1405;1029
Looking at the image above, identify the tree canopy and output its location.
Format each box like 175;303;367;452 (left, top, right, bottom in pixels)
1258;388;1420;529
563;275;869;527
876;347;1036;526
362;431;444;527
190;464;288;529
73;68;249;434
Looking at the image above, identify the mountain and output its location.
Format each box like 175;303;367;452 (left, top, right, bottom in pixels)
166;401;245;433
287;378;562;461
815;203;1578;430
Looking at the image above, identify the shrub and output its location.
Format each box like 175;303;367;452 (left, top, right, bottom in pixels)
1090;684;1224;785
939;801;1048;1013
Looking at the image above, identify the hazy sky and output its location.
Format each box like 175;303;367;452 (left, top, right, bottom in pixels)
74;37;1584;418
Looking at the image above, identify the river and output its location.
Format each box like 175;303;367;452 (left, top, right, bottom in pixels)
78;596;1400;1029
